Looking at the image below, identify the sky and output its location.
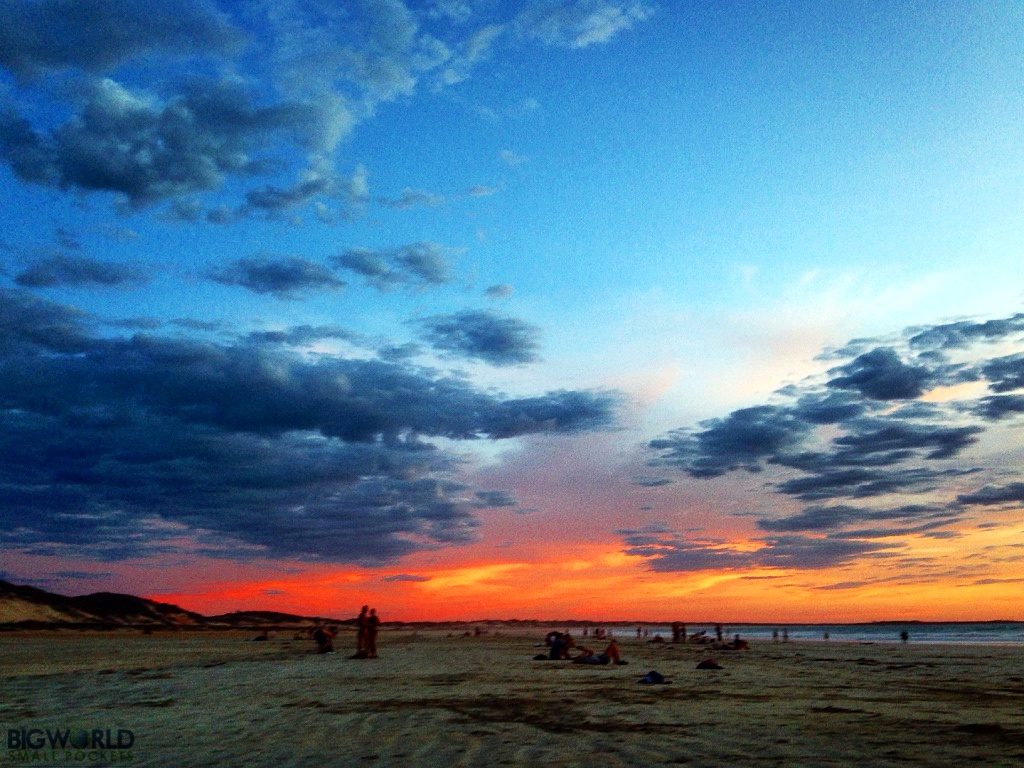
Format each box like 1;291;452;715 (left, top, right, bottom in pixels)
1;0;1023;622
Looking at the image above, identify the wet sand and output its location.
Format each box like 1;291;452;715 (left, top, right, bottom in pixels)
2;630;1023;767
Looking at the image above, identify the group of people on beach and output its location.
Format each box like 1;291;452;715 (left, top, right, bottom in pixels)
541;631;627;665
353;605;380;658
312;605;381;658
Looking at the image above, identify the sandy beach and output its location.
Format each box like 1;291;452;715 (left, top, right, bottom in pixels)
2;629;1023;767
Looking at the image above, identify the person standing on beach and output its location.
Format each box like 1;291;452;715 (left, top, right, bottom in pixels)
366;608;381;658
356;605;369;656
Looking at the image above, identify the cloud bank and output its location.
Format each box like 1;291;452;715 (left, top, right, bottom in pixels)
637;312;1024;573
0;288;618;563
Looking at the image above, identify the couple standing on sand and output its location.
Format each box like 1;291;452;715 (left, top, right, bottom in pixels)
354;605;380;659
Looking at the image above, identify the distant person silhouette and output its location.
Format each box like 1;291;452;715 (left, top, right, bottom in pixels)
356;605;369;655
366;608;381;658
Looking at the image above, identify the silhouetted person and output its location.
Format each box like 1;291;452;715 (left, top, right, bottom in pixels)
900;630;909;644
356;605;369;655
715;624;723;643
366;608;381;658
772;629;779;643
782;628;789;642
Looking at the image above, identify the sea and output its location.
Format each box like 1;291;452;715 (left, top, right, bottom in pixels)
599;622;1024;645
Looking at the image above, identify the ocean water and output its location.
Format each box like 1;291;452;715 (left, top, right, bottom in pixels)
600;622;1024;645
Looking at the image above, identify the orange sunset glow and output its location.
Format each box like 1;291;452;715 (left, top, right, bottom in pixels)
146;512;1024;623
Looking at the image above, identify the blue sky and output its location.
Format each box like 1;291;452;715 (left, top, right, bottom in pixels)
1;0;1023;619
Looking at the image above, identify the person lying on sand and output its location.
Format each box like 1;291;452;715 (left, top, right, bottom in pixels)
571;639;628;665
712;634;749;651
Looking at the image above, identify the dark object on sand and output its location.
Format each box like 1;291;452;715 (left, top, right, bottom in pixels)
638;670;670;684
313;626;336;654
696;658;723;670
533;653;549;661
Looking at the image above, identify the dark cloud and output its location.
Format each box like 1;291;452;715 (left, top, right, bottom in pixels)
816;580;869;590
774;465;977;502
335;248;394;285
485;284;514;299
757;503;959;533
981;353;1024;393
754;534;897;569
416;310;541;366
393;242;452;284
377;343;422;362
210;256;345;299
16;253;146;288
0;76;349;206
0;288;94;353
0;289;618;563
908;315;1024;350
791;391;865;424
632;477;673;487
972;395;1024;420
649;405;811;477
618;526;896;572
334;242;454;289
827;347;932;400
243;167;336;216
830;420;981;462
245;325;356;347
957;483;1024;506
0;0;241;79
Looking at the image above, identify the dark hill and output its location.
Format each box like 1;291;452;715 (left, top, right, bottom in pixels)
0;579;344;629
206;610;349;627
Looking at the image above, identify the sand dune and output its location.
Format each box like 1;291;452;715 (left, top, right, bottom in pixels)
2;630;1023;767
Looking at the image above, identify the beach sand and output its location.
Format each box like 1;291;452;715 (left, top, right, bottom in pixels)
2;629;1023;767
